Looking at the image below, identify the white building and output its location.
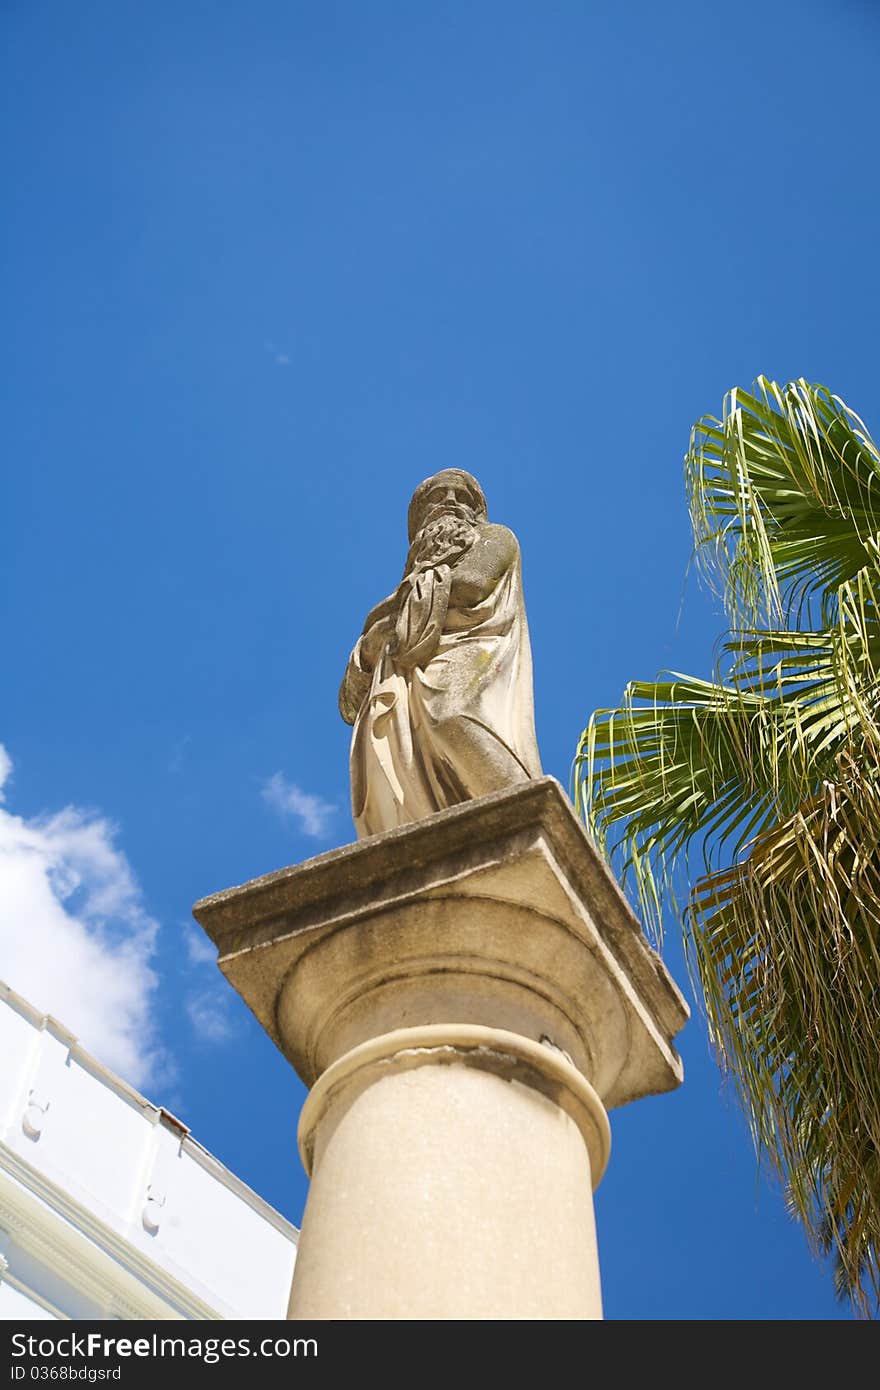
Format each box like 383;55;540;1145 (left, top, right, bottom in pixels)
0;981;298;1320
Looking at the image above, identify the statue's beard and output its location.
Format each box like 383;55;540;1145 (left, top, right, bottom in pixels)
406;510;479;573
392;510;480;669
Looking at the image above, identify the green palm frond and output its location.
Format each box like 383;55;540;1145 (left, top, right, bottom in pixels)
576;594;880;941
577;672;817;940
686;377;880;629
575;377;880;1315
687;751;880;1315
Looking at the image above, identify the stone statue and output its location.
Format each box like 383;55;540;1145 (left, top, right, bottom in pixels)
339;469;543;838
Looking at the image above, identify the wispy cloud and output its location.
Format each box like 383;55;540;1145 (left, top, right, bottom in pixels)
168;735;190;775
264;340;291;368
186;991;234;1044
184;922;216;966
0;744;163;1089
180;925;235;1047
0;746;12;796
261;772;336;839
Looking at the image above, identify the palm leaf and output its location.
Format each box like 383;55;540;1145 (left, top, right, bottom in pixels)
687;751;880;1315
575;378;880;1314
686;377;880;629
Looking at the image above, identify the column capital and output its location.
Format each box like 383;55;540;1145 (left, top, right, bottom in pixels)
193;777;688;1112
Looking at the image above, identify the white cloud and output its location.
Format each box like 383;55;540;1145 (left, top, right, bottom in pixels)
186;991;234;1044
181;925;235;1047
184;922;216;966
167;735;190;775
0;745;162;1089
0;746;12;798
264;340;291;367
261;772;336;839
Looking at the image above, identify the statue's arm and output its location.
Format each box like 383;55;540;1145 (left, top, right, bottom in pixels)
361;587;402;632
448;524;519;608
338;642;369;726
338;584;404;725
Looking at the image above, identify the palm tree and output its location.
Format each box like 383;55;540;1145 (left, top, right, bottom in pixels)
574;377;880;1316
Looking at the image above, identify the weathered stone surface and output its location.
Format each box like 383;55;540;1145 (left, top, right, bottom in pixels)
192;777;688;1112
288;1057;605;1320
338;469;543;838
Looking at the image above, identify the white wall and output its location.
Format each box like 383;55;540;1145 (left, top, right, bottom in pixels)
0;982;298;1320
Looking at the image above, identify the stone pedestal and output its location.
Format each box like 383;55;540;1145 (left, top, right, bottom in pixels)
192;777;688;1320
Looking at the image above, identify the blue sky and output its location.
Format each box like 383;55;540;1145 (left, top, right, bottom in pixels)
3;1;878;1320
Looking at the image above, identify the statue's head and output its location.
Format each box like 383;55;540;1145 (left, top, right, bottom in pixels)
407;469;488;543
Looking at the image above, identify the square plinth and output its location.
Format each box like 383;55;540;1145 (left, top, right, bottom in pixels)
192;777;689;1110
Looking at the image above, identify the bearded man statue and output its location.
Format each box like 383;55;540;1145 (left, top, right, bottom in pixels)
339;469;543;838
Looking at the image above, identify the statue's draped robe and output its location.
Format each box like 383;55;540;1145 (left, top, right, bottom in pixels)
346;537;542;838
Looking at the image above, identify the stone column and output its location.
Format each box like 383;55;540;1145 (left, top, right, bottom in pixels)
192;777;688;1321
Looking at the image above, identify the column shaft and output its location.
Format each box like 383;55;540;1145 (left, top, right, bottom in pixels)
288;1028;607;1320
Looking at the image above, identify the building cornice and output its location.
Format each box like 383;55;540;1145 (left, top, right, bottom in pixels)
0;979;299;1247
0;1144;223;1320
